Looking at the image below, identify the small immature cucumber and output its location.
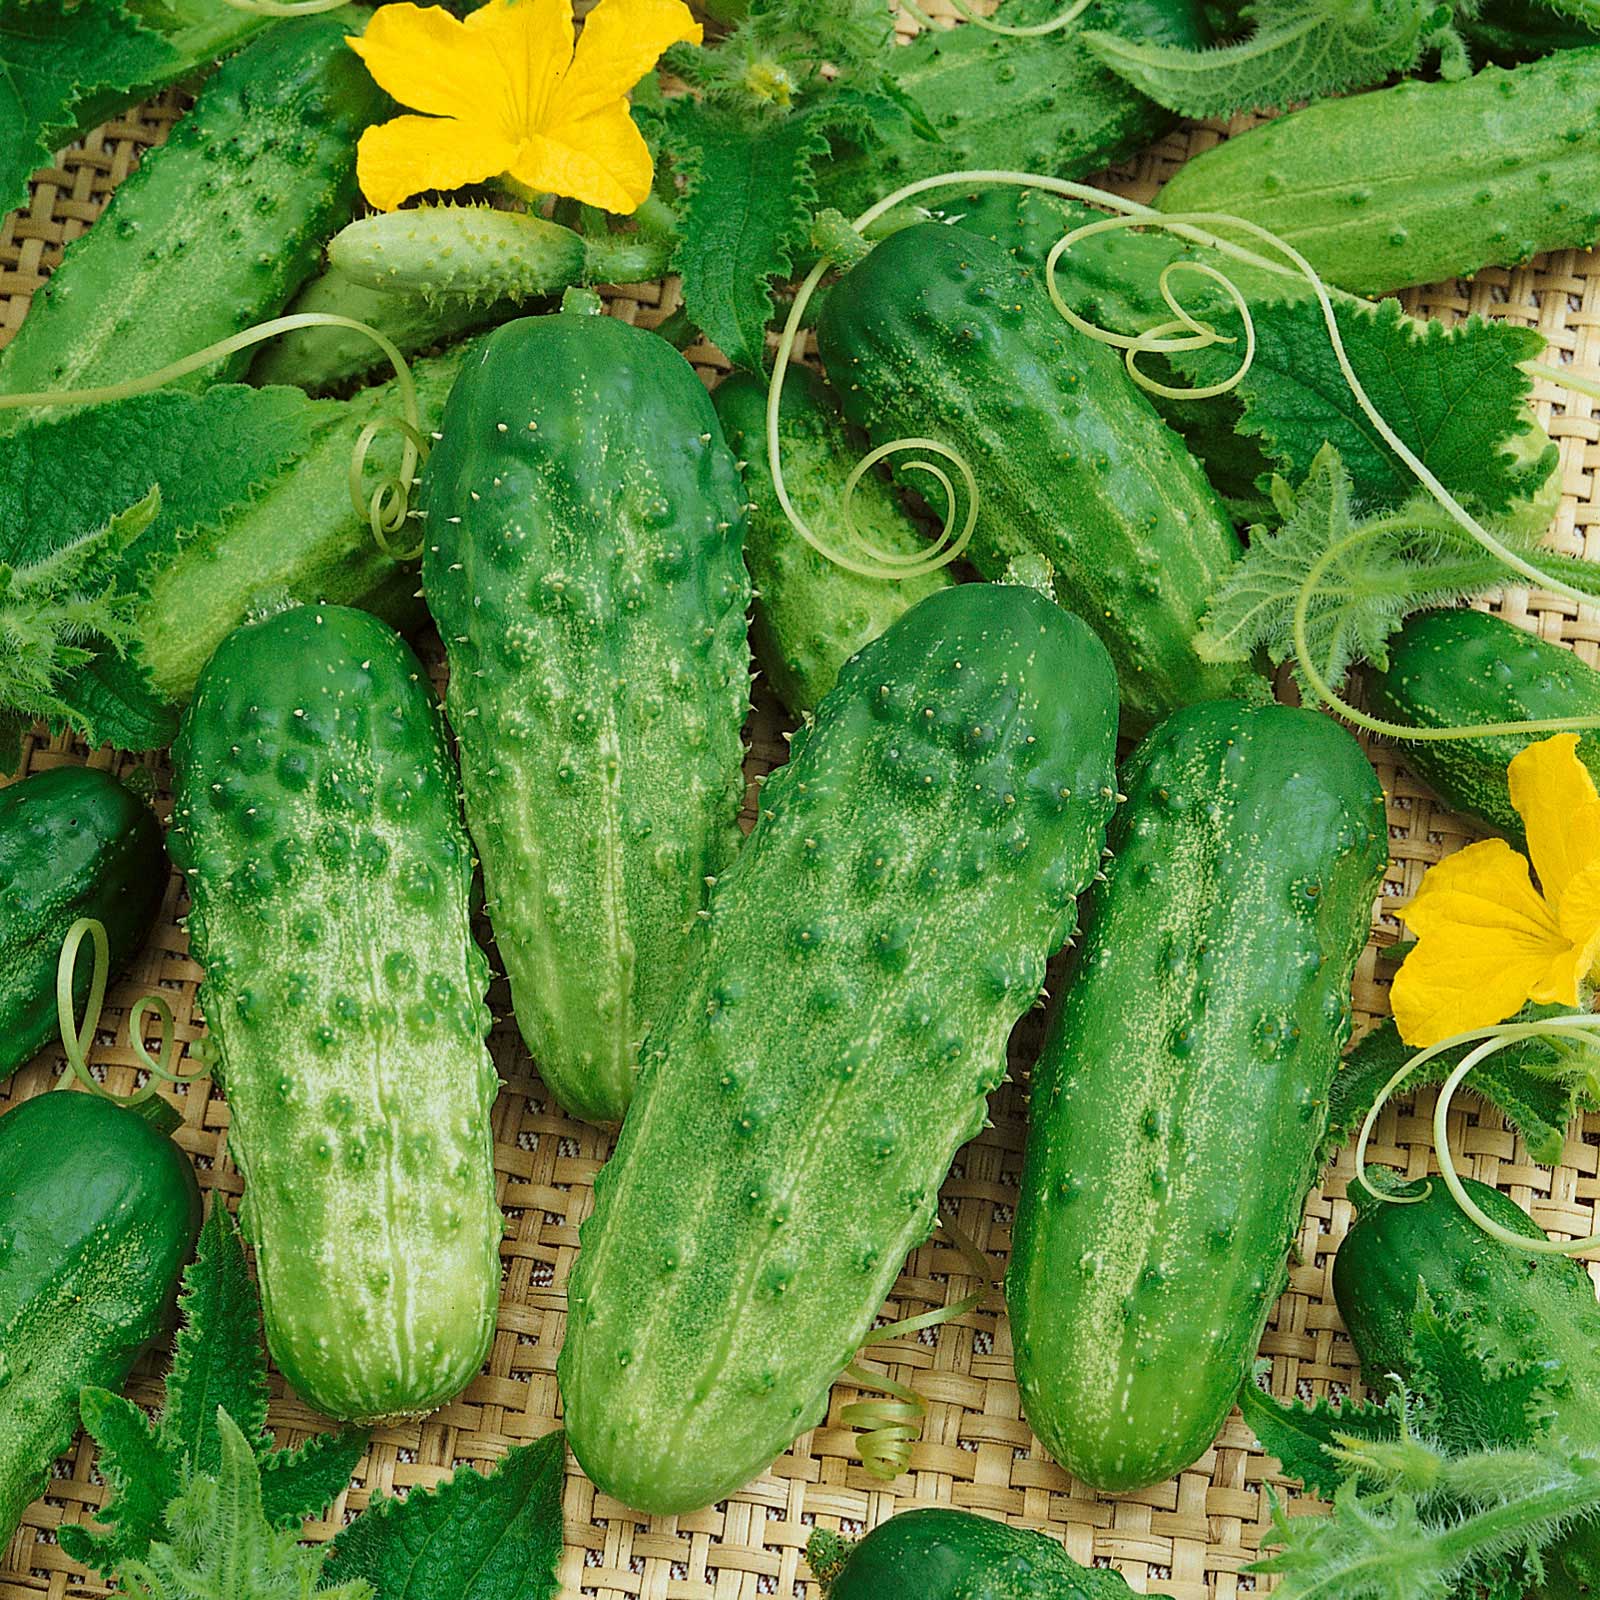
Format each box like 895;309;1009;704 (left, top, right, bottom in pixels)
0;766;165;1079
560;583;1120;1515
1008;701;1386;1492
0;1091;201;1548
0;15;384;427
1156;49;1600;294
1333;1177;1600;1593
1366;607;1600;845
807;1508;1134;1600
817;220;1249;731
170;604;501;1424
421;315;751;1127
712;369;951;717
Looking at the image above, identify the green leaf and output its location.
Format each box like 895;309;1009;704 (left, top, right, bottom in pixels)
115;1412;372;1600
160;1205;272;1480
320;1432;565;1600
0;0;175;219
1084;0;1445;118
665;99;839;372
1325;1010;1589;1169
257;1428;368;1533
59;1389;179;1573
1238;1378;1404;1498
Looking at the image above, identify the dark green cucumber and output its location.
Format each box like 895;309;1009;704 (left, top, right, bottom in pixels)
1462;0;1600;64
1333;1177;1600;1593
0;15;384;430
1156;49;1600;294
807;1509;1134;1599
712;369;951;717
170;605;500;1423
421;314;751;1127
1009;701;1386;1492
1365;607;1600;845
560;582;1120;1515
0;1091;201;1547
0;765;165;1079
817;220;1250;731
816;0;1208;224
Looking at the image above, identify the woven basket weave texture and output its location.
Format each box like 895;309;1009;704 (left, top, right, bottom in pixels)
4;24;1600;1599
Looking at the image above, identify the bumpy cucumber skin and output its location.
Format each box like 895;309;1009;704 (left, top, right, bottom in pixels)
712;370;951;716
0;15;384;426
817;221;1248;732
1009;702;1386;1493
1156;49;1600;294
1366;609;1600;845
1333;1178;1600;1593
170;605;500;1424
816;0;1207;223
0;1092;201;1546
138;345;477;704
560;583;1120;1515
0;766;165;1078
421;315;750;1127
809;1508;1133;1600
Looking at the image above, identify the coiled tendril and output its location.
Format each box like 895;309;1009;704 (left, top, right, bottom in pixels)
219;0;352;14
0;313;429;561
1354;1014;1600;1253
56;916;209;1109
902;0;1092;37
840;1213;995;1479
770;167;1600;747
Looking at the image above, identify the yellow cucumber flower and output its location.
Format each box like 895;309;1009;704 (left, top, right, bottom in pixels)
349;0;700;214
1391;733;1600;1047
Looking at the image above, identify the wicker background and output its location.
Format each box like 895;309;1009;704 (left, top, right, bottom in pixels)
5;21;1600;1599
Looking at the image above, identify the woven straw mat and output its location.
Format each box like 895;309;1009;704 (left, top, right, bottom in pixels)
6;22;1600;1599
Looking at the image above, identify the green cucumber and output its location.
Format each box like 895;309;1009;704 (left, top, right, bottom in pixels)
1365;607;1600;845
559;582;1120;1515
0;1091;201;1547
712;369;951;717
0;14;384;430
1333;1177;1600;1593
420;314;751;1127
816;219;1250;732
0;765;165;1079
169;604;500;1424
1008;701;1386;1492
1155;49;1600;294
807;1509;1134;1599
815;0;1208;224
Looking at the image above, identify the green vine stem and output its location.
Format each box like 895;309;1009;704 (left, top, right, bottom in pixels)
903;0;1092;37
55;916;209;1111
0;313;428;560
218;0;351;13
840;1214;995;1480
1354;1013;1600;1252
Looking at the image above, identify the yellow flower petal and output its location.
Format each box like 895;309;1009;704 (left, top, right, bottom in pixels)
551;0;701;125
356;115;515;213
348;4;508;122
1392;838;1572;1046
1544;855;1600;1006
1508;733;1600;912
465;0;578;140
506;107;653;214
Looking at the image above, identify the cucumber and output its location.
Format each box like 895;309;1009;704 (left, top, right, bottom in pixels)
807;1508;1134;1599
559;582;1120;1515
816;219;1250;732
0;14;385;430
1008;701;1386;1492
1155;49;1600;294
420;314;751;1127
0;1091;201;1548
169;604;500;1424
1332;1177;1600;1593
1365;608;1600;846
711;369;951;717
0;765;166;1079
815;0;1208;224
